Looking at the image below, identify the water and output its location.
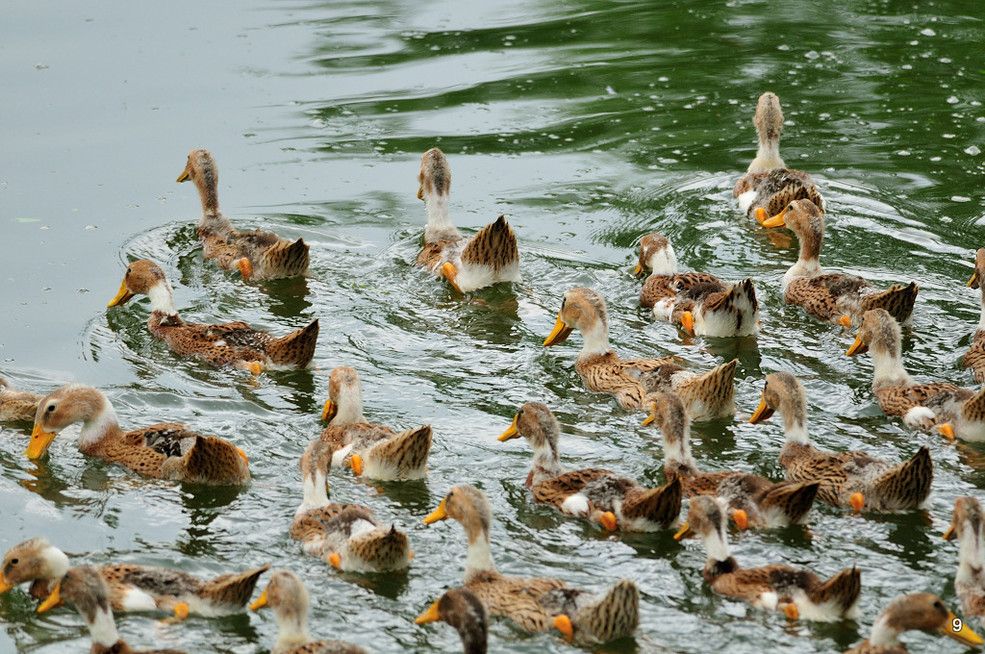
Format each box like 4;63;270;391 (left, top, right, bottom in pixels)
2;0;984;651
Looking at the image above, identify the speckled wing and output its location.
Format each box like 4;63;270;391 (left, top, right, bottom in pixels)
640;273;721;309
0;377;42;422
782;453;851;507
467;571;566;633
748;480;819;525
290;503;365;542
574;352;660;410
417;240;455;272
620;477;682;528
964;335;985;384
957;584;985;623
786;274;866;322
863;446;932;510
735;168;824;217
319;422;396;453
100;564;202;610
532;468;614;508
196;564;270;609
874;382;967;418
280;640;370;654
858;282;918;325
708;563;798;605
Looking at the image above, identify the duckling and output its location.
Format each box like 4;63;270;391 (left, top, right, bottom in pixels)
943;496;985;621
634;234;759;337
250;569;369;654
749;371;933;511
0;375;43;421
763;199;918;326
964;248;985;383
498;402;681;531
0;538;268;619
844;592;982;653
415;588;488;654
675;495;860;621
424;485;639;643
732;92;826;224
290;440;411;572
320;366;431;480
643;392;817;528
847;308;985;441
37;566;188;654
108;259;318;374
416;147;520;293
26;384;250;485
177;149;310;280
543;287;737;417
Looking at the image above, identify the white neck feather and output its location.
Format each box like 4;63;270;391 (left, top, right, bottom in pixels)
423;193;460;243
781;406;811;445
465;532;495;576
531;441;564;481
578;321;611;356
956;523;985;586
332;386;365;425
870;349;914;388
79;401;121;449
702;524;732;563
663;428;694;467
976;299;985;332
781;259;822;293
88;607;121;648
867;613;900;648
274;611;311;650
646;247;677;276
40;546;70;579
147;281;178;316
748;141;785;173
296;471;329;514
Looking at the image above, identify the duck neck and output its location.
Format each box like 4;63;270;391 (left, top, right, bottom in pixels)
956;523;985;588
462;523;496;580
870;347;914;389
77;394;125;454
790;224;823;278
297;470;330;514
423;192;460;243
40;545;70;580
867;613;901;648
748;136;785;173
779;399;810;446
456;623;487;654
662;424;696;473
274;608;311;651
146;281;178;317
977;289;985;332
577;321;611;357
529;436;564;485
331;387;366;425
195;173;220;215
646;248;677;276
85;606;121;648
701;524;732;565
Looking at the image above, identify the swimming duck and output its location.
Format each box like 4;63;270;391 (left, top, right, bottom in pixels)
643;392;818;528
847;308;985;441
675;495;861;621
943;496;985;622
634;234;759;337
26;384;250;485
250;569;369;654
37;566;188;654
1;537;268;619
415;588;488;654
964;248;985;383
749;371;933;511
177;149;310;280
0;375;43;421
320;366;431;480
843;592;982;653
108;259;318;374
498;401;681;531
424;484;639;643
732;92;826;224
543;287;737;417
763;199;918;326
416;147;520;293
290;440;411;572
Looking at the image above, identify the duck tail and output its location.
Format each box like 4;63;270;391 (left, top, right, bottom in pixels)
757;481;819;525
860;281;918;325
808;566;861;616
679;359;738;415
962;384;985;423
266;319;319;368
350;524;411;572
256;237;310;278
365;425;432;480
198;564;271;609
872;446;933;510
574;579;639;642
620;476;682;529
171;436;250;485
461;215;518;272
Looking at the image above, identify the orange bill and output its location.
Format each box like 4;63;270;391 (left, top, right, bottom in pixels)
942;611;984;646
673;522;693;541
321;399;338;422
249;589;268;611
25;422;57;459
749;394;774;424
415;599;441;625
761;206;788;228
498;414;520;442
543;313;573;347
36;583;62;613
423;496;449;524
845;333;868;356
107;278;134;307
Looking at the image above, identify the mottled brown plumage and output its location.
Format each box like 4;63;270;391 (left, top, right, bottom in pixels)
943;496;985;623
108;259;317;373
498;402;681;530
964;248;985;383
415;588;488;654
177;149;310;280
764;200;917;326
843;593;982;653
27;385;249;485
644;392;817;527
750;371;932;511
0;375;43;421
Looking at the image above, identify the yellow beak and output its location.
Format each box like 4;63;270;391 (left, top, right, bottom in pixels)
632;264;644;276
498;414;520;442
37;582;62;613
943;525;957;541
942;611;984;646
969;270;979;289
543;313;573;347
107;278;134;307
417;184;424;201
845;333;868;356
673;523;693;541
0;575;14;594
415;599;441;625
321;399;337;422
249;589;268;611
25;422;57;459
761;206;788;228
423;497;449;524
176;169;190;183
749;394;774;424
642;405;656;427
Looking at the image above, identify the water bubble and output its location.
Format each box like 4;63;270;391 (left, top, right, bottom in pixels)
965;146;981;156
920;28;936;36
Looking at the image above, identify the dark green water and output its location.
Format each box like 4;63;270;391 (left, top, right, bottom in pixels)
2;0;985;652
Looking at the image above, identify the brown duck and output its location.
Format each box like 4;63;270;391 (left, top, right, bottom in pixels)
415;588;488;654
0;375;42;421
643;392;817;528
843;592;981;653
943;496;985;623
177;149;310;280
763;199;917;326
108;259;318;374
416;147;520;293
26;384;250;485
964;248;985;383
750;371;933;512
498;401;681;531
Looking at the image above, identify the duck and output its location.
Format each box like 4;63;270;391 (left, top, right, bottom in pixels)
498;401;681;531
0;375;43;421
732;92;826;224
415;588;488;654
250;569;369;654
964;248;985;383
0;537;268;619
37;566;188;654
319;366;431;480
543;287;737;417
749;371;933;511
675;495;861;621
943;496;985;621
643;392;818;528
177;149;310;280
290;440;411;572
763;199;918;326
843;592;982;653
846;308;985;441
26;384;250;485
415;147;520;293
424;484;639;643
634;233;759;337
108;259;318;374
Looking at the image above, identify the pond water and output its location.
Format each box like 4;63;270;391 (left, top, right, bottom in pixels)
2;0;985;652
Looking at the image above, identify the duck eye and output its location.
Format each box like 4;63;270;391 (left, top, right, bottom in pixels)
518;409;524;416
9;558;18;566
46;404;55;413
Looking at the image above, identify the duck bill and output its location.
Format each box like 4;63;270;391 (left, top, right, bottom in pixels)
543;314;573;347
321;399;338;422
969;271;979;289
942;612;984;647
749;396;774;424
761;207;788;228
0;576;13;594
423;497;449;524
249;589;269;611
942;525;957;541
417;184;424;201
845;334;868;356
36;583;62;613
107;278;135;307
498;415;520;442
176;167;190;183
632;264;644;277
25;423;57;459
673;523;693;541
414;599;441;625
641;407;656;427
